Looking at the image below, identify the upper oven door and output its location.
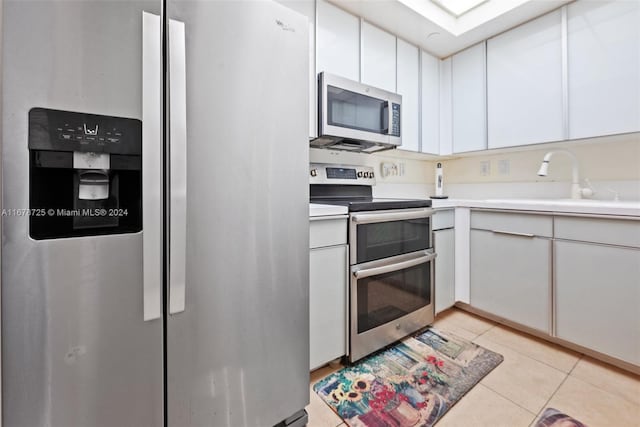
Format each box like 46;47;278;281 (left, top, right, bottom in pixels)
350;208;433;265
319;72;401;146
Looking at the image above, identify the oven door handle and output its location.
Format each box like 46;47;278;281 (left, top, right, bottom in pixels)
353;252;437;279
351;208;433;224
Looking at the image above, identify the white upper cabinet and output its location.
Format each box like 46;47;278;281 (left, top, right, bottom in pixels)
438;57;453;155
567;0;640;139
316;0;359;82
361;22;396;93
487;10;564;148
397;39;420;152
452;42;487;153
421;50;440;154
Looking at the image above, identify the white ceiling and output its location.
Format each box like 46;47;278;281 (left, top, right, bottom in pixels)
327;0;571;58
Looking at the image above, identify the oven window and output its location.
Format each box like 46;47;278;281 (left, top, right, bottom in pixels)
357;261;431;334
327;86;387;134
356;217;430;264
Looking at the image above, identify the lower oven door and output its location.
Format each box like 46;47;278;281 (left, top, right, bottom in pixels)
350;249;436;362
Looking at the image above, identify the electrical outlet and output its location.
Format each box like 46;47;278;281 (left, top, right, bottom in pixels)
480;160;491;176
498;159;510;175
380;162;398;178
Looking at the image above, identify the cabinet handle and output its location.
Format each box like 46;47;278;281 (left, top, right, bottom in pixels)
491;230;535;238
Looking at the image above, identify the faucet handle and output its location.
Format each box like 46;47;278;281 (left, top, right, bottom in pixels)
578;178;594;199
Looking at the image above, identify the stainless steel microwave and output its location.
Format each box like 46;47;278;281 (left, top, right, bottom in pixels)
311;72;402;153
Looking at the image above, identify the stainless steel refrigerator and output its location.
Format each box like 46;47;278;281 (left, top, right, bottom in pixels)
1;1;310;426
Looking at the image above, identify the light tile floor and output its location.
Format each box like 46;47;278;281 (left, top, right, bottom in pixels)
306;307;640;427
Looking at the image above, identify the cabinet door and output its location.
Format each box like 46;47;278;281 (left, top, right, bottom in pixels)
555;241;640;366
435;228;455;314
310;245;347;369
361;21;396;93
568;0;640;139
452;42;486;153
470;230;551;332
421;50;440;154
397;39;419;152
438;57;453;155
316;0;359;82
487;9;563;148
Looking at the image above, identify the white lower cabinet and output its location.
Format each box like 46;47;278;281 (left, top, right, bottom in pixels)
470;211;552;333
554;217;640;366
433;209;455;314
309;217;348;370
434;228;455;314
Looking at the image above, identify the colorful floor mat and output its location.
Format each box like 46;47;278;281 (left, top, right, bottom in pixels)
313;327;504;426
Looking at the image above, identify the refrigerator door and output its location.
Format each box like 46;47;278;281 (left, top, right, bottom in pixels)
165;1;310;426
1;1;164;426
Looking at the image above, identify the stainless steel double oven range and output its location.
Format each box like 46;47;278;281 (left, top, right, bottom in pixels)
310;163;436;362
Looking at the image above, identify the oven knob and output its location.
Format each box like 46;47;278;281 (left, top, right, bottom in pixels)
310;169;317;177
357;171;363;178
363;172;369;178
370;171;374;178
396;323;401;330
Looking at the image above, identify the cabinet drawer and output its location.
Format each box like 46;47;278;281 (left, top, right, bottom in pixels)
555;216;640;248
310;217;348;248
432;209;454;230
471;210;552;237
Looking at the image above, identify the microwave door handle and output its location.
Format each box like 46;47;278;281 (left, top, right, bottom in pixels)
386;100;394;136
142;11;162;322
168;18;187;315
353;252;437;279
381;101;390;134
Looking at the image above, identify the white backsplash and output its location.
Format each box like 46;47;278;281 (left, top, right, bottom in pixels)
373;183;432;199
441;180;640;202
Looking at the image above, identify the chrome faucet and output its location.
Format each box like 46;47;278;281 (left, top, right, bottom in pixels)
537;149;592;199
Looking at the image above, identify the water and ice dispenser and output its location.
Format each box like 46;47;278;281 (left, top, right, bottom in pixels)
29;108;142;239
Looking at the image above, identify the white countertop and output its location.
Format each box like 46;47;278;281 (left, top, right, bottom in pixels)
430;198;640;217
309;203;348;217
309;199;640;217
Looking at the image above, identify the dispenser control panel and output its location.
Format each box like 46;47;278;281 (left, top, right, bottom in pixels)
29;108;141;155
28;107;142;240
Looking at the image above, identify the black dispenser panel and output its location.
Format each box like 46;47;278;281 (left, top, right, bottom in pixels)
29;108;142;240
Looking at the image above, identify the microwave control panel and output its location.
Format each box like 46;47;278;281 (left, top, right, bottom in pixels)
390;103;400;137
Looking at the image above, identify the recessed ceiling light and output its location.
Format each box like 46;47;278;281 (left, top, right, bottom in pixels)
431;0;489;17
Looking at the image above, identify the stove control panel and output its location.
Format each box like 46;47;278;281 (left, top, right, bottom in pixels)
309;163;376;186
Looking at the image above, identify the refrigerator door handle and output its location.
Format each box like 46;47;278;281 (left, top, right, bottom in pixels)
169;18;187;315
142;11;162;321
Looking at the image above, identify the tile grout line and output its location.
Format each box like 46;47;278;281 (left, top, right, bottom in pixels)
526;354;584;427
474;328;582;375
478;380;544;420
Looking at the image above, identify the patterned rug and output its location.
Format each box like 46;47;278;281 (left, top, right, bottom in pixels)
313;327;504;427
535;408;588;427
